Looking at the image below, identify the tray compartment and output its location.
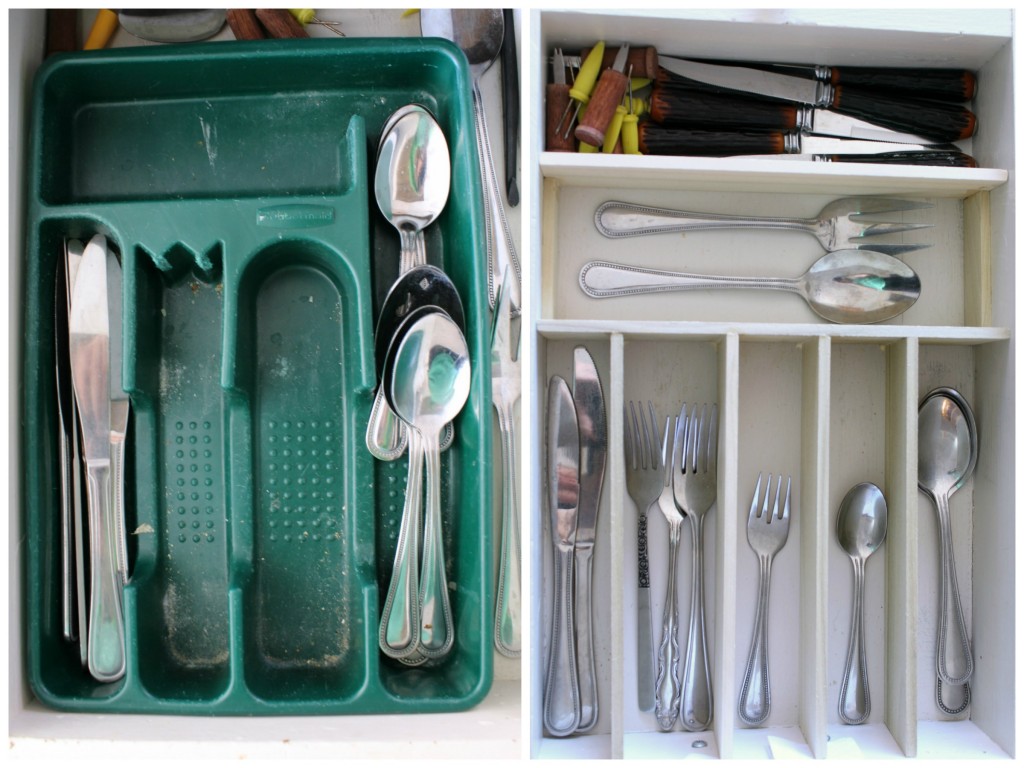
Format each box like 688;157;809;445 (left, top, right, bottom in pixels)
129;243;232;701
234;241;367;701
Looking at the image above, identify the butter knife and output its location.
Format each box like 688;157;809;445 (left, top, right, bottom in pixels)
571;346;607;733
68;233;125;682
107;244;130;584
543;375;581;738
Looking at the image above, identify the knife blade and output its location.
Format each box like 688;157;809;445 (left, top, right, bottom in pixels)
107;244;130;585
650;81;939;144
638;123;969;160
571;345;607;734
68;233;125;682
658;56;976;143
543;375;581;738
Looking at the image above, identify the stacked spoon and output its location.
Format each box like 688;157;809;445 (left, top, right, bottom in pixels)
370;104;472;665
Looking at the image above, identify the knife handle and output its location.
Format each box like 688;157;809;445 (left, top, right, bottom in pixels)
85;459;126;682
829;66;976;103
651;84;799;131
576;68;628;147
544;546;581;737
831;85;975;142
226;9;266;40
824;150;977;168
639;124;785;156
254;9;308;38
546;83;575;151
574;546;599;732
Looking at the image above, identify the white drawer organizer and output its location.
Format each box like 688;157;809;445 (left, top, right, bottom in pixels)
529;10;1015;761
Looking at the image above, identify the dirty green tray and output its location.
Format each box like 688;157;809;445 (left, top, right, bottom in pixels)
22;38;492;715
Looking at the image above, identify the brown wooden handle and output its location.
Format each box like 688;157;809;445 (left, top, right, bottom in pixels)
651;83;799;131
227;9;266;40
832;85;976;142
830;66;976;102
575;69;628;147
546;84;575;152
46;9;78;56
638;124;786;156
255;9;308;38
581;46;658;79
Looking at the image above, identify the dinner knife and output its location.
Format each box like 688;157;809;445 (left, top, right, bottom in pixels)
650;82;938;144
543;375;581;738
68;233;125;682
768;62;976;103
106;244;130;584
571;345;607;734
55;239;77;643
658;56;976;143
638;124;974;164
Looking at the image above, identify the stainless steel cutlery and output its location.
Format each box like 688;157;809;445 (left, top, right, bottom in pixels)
61;233;129;682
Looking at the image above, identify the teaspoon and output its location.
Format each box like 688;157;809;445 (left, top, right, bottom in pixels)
836;482;887;725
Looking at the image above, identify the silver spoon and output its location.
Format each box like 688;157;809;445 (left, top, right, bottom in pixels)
580;250;920;324
367;104;452;461
918;388;977;699
420;9;521;314
836;482;888;725
386;310;471;659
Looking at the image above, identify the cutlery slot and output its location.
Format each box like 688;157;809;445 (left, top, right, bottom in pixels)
233;242;369;702
543;184;972;328
731;340;813;756
128;244;233;701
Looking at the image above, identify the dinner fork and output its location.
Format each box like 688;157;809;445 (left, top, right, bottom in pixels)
625;400;661;713
595;197;931;255
654;411;686;731
675;403;718;732
737;473;792;726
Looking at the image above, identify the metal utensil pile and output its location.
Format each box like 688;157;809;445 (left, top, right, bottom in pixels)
370;104;472;666
55;233;129;682
543;346;607;736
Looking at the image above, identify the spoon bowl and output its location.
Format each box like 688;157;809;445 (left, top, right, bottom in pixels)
836;482;888;725
918;387;978;690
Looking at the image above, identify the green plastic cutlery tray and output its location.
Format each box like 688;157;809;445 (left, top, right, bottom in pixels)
22;38;493;715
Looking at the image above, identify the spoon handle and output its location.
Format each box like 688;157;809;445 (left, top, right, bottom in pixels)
934;492;974;685
365;388;408;461
472;80;521;313
839;557;871;724
417;432;454;659
378;429;423;658
580;260;797;299
681;513;713;731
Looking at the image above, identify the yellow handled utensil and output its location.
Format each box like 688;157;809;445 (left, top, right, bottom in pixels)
289;9;344;36
557;41;605;139
84;9;118;50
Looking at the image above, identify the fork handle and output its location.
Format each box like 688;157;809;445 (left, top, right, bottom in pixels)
637;507;656;712
494;403;521;658
738;555;774;725
681;514;714;731
596;201;817;239
655;520;683;731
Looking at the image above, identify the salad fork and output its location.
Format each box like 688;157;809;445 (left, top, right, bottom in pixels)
654;411;686;731
675;403;718;732
737;473;792;726
625;400;661;712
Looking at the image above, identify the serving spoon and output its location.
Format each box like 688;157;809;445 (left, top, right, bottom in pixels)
367;104;452;461
836;482;888;725
386;310;471;659
579;249;920;324
918;387;977;710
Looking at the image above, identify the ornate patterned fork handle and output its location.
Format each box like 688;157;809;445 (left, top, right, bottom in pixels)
655;519;684;731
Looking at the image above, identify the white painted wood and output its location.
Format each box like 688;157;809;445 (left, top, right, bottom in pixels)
608;333;625;759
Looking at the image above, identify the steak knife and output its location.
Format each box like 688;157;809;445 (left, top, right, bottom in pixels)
543;375;581;738
659;56;976;143
68;233;125;682
571;346;607;733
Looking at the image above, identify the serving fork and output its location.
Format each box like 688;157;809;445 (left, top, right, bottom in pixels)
595;197;931;255
625;400;662;713
737;473;792;726
675;403;718;732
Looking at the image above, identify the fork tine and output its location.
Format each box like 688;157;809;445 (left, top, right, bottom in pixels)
857;221;933;238
661;415;674;483
672;405;686;478
748;472;763;522
705;404;718;475
770;473;783;522
645;401;659;471
781;476;792;521
626;402;639;471
760;473;772;520
849;198;932;215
